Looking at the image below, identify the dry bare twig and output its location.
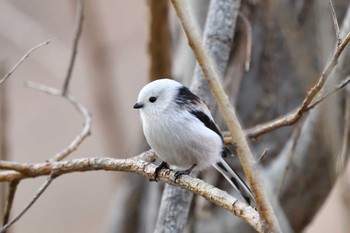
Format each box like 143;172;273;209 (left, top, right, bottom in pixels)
62;0;84;95
328;0;341;46
170;0;280;232
0;153;262;232
0;173;55;233
0;40;50;84
222;75;350;144
306;75;350;111
277;125;302;196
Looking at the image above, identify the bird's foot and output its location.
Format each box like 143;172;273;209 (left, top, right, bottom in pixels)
174;164;197;182
152;161;169;182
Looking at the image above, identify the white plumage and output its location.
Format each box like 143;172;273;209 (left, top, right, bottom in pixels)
134;78;254;205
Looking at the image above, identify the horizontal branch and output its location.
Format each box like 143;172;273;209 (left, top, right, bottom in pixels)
0;152;261;232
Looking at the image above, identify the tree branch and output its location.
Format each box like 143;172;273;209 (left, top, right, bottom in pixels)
170;0;280;232
0;152;262;232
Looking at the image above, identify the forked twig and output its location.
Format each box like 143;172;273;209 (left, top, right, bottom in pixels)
0;172;56;233
0;39;50;230
245;32;350;139
0;1;87;230
306;76;350;111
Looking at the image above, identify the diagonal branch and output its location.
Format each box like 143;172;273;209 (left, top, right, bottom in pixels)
0;153;262;232
170;0;280;232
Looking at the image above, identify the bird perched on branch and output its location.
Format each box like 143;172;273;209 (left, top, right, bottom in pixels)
134;78;254;205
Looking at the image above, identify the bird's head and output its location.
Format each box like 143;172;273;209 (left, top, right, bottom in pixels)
133;79;182;117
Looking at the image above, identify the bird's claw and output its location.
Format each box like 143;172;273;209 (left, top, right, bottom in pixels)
173;164;196;182
151;161;169;182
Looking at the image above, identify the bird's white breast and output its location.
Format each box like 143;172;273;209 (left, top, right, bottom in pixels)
141;108;222;170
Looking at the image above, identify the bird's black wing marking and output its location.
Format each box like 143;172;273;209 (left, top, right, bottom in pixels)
175;86;229;157
189;110;231;157
189;110;223;139
175;86;201;106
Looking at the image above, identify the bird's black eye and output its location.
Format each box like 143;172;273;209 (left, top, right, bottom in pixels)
149;96;157;103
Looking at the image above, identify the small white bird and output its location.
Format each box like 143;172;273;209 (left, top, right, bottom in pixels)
134;78;254;205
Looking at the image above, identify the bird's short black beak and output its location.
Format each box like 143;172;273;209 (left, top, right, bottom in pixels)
133;102;144;109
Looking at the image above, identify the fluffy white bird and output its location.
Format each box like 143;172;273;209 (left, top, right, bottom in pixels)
134;78;254;205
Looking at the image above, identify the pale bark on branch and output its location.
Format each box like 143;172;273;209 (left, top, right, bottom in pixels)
0;152;262;232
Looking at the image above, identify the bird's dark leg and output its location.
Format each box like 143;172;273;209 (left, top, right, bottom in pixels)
174;164;197;182
152;161;169;181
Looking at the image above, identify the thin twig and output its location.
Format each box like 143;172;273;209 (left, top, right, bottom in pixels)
329;0;341;46
0;40;50;84
62;0;84;95
2;180;19;228
277;125;302;197
224;75;350;142
0;172;56;233
26;82;92;162
170;0;280;232
238;12;252;71
257;148;269;163
245;32;350;139
306;75;350;111
0;155;262;232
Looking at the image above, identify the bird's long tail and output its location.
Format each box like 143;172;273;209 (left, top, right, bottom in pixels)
212;157;255;206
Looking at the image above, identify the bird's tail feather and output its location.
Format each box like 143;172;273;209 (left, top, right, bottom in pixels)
212;157;255;206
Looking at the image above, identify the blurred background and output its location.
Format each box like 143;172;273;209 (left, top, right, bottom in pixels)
0;0;349;233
